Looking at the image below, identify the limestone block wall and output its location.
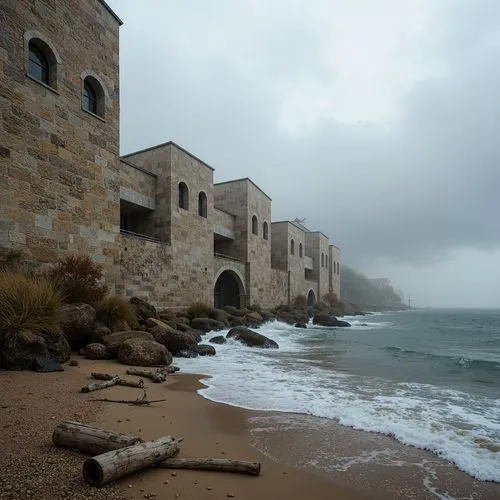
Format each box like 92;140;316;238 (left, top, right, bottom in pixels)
0;0;121;282
329;245;341;298
119;160;156;209
266;268;289;307
286;223;307;303
270;222;288;270
305;232;330;301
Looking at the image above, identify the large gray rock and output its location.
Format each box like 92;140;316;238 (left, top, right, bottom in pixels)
209;335;227;345
226;327;279;349
102;331;154;356
84;342;111;360
211;308;230;324
197;344;216;356
91;322;111;343
146;318;198;356
190;317;225;333
0;328;71;371
118;338;172;366
60;303;96;350
222;305;247;317
313;313;351;327
130;297;157;321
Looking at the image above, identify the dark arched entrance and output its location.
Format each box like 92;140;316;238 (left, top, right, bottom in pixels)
214;270;243;309
307;289;316;306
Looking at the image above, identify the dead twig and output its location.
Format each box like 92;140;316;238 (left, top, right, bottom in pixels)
88;391;165;406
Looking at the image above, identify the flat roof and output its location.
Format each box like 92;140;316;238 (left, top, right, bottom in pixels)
121;141;214;171
120;158;157;178
271;220;307;232
214;177;272;201
97;0;123;25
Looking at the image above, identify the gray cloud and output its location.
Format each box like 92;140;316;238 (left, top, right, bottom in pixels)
108;0;500;306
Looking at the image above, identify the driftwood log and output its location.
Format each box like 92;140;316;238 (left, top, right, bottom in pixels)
83;436;180;486
91;372;144;388
81;376;120;393
126;368;166;383
89;391;166;406
52;421;143;455
157;458;261;476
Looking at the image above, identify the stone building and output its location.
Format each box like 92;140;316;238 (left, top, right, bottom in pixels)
0;0;341;309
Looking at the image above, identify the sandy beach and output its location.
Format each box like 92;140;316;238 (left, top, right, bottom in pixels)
0;358;370;500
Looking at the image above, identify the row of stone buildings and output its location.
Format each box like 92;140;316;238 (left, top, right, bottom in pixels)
0;0;341;309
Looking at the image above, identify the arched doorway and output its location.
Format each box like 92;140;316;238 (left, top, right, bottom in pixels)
307;289;316;306
214;270;244;309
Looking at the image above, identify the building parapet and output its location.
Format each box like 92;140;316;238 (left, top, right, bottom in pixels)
214;208;235;240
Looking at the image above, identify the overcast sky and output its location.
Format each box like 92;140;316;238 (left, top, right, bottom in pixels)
107;0;500;308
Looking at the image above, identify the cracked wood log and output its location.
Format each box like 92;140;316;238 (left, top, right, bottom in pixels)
157;458;261;476
126;368;166;383
52;421;143;455
81;376;120;393
83;436;180;486
91;372;144;388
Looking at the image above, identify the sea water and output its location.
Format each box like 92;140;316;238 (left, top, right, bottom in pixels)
176;309;500;492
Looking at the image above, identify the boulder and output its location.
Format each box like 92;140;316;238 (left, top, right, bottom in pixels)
226;327;279;349
211;308;230;324
222;305;246;317
313;313;351;327
294;323;307;329
0;327;71;371
228;316;246;327
118;338;172;366
60;303;96;350
108;318;130;333
209;335;227;345
145;318;198;356
84;342;111;360
91;323;111;343
246;311;264;324
190;317;225;333
130;297;157;321
102;331;154;356
175;349;198;358
197;344;216;356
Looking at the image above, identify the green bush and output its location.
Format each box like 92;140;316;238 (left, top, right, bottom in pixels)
293;294;308;309
47;254;108;305
0;272;64;339
186;302;214;319
96;295;139;330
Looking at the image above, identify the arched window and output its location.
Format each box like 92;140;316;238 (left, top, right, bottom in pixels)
333;261;336;273
290;239;295;255
83;80;97;114
299;243;303;257
28;41;50;85
337;262;340;274
263;222;268;240
252;215;258;235
198;191;207;217
321;253;324;267
178;182;189;209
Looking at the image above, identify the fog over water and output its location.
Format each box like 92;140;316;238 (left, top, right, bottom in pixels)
108;0;500;308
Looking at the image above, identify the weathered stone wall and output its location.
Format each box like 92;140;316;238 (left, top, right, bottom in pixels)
305;232;330;301
329;245;341;299
286;223;307;303
0;0;121;282
267;268;289;308
270;222;288;270
119;160;156;209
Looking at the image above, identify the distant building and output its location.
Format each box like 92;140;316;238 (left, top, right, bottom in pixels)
0;0;341;309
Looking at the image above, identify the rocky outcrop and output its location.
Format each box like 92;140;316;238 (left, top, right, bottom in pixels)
91;323;111;343
101;331;154;356
118;338;172;366
226;327;279;349
0;328;71;371
130;297;157;321
246;311;264;324
197;344;216;356
228;316;246;327
294;322;307;328
60;303;96;350
222;305;246;317
312;313;351;327
84;342;111;360
145;318;198;356
211;308;230;325
209;335;227;345
190;317;225;333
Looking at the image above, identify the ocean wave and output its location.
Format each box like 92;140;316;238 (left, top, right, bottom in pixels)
384;346;500;370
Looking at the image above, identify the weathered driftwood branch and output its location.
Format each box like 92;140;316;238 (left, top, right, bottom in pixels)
83;436;180;486
52;421;143;455
89;390;165;406
81;376;120;393
157;458;261;476
91;372;144;388
126;368;166;383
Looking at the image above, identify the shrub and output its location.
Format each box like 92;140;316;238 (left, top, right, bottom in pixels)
47;254;108;305
186;302;214;319
323;292;342;308
96;295;139;330
293;294;308;309
0;248;24;272
0;272;64;339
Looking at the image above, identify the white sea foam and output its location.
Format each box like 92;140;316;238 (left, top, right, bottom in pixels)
177;320;500;482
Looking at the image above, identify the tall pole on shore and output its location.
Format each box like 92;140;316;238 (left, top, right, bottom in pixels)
408;296;412;310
